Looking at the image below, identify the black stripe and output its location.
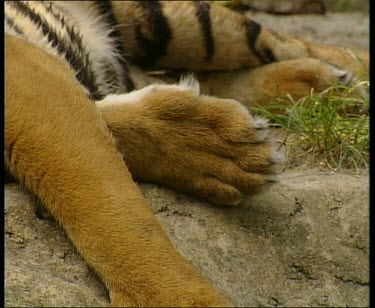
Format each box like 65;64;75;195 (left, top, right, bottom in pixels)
93;1;135;92
43;2;125;95
99;61;129;94
245;19;276;64
41;3;68;37
245;19;265;64
5;16;24;35
195;1;214;61
262;47;276;63
9;1;104;100
134;1;172;66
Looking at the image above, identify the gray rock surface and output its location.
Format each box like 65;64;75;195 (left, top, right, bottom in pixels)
5;11;369;308
5;169;369;307
246;12;369;51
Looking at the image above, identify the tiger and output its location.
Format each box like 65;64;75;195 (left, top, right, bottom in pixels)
5;1;368;307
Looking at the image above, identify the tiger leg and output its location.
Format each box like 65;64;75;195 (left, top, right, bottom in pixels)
197;58;367;109
5;34;230;307
110;0;367;107
126;58;365;111
111;1;368;75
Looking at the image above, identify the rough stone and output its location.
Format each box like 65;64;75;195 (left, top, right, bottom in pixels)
5;169;369;307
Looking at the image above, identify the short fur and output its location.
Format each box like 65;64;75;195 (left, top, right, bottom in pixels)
5;1;368;307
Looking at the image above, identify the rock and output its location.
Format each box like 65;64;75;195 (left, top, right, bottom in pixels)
5;169;369;307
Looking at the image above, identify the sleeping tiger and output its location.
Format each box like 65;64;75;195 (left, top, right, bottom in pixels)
5;1;368;307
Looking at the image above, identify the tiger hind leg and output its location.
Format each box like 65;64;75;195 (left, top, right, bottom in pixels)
110;0;367;107
111;1;368;76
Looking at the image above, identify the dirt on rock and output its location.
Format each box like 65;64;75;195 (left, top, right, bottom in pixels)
5;12;369;308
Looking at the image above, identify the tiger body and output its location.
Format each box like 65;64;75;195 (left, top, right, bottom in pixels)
5;1;368;306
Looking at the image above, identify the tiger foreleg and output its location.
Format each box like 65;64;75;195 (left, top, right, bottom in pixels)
6;34;230;307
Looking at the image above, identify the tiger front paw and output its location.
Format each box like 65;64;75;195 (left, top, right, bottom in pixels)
98;78;284;205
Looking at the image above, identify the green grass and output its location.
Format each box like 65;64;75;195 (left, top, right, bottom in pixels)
252;81;369;171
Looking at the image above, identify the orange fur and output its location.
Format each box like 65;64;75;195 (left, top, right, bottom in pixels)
6;34;231;307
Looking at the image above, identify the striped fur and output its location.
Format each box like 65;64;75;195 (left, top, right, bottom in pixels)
6;0;367;90
133;1;172;66
245;19;276;64
5;1;134;99
195;1;215;62
4;0;290;97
